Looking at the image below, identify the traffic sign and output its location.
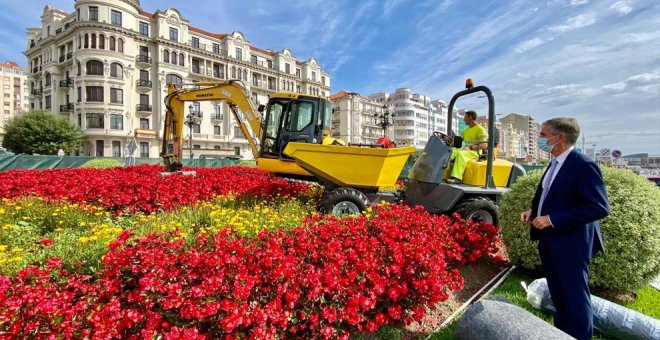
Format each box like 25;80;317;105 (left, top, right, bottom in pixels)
611;149;623;159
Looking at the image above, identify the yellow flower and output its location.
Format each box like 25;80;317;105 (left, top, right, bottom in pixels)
10;248;23;253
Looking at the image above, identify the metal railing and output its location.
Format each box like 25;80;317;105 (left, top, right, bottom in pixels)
59;78;73;87
136;79;152;88
136;104;152;112
135;55;152;63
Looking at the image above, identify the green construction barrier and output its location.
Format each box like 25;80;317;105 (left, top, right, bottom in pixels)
0;155;240;171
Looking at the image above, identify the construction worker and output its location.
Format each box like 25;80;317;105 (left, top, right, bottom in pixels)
447;110;488;184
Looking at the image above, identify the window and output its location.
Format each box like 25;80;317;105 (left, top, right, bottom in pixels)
192;124;201;134
139;118;149;129
214;125;221;135
231;67;236;78
213;43;220;54
193;145;201;150
285;63;291;73
110;63;123;78
312;71;316;81
77;87;81;102
179;53;184;67
110;88;123;104
99;34;105;49
84;34;89;48
109;36;116;51
286;101;314;132
86;113;104;129
169;27;178;42
296;69;301;78
192;37;199;48
234;126;244;138
251;55;257;64
111;10;122;26
171;51;177;65
139;21;149;36
91;34;96;48
86;60;103;75
163;49;169;63
321;76;325;85
140;142;149;158
267;60;272;69
243;70;248;81
140;70;149;81
140;94;149;106
112;141;121;157
45;73;51;86
110;114;123;130
117;39;124;53
45;95;51;109
235;47;242;60
85;86;104;102
89;6;98;21
165;74;182;85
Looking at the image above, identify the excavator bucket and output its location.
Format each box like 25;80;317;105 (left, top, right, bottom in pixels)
283;143;416;190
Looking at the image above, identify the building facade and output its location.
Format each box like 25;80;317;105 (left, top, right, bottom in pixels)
24;0;330;159
499;113;544;162
329;90;390;145
0;61;29;143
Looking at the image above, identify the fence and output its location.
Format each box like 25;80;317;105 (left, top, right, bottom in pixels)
0;155;239;171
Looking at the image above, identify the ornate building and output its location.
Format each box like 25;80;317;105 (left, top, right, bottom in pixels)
329;90;390;145
25;0;330;158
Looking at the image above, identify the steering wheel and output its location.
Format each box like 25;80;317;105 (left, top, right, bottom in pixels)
433;131;453;146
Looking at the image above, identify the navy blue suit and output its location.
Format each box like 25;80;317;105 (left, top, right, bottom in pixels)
531;149;609;339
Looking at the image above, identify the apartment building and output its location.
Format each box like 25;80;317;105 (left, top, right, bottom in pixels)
500;113;542;162
24;0;330;159
0;61;29;143
329;90;390;145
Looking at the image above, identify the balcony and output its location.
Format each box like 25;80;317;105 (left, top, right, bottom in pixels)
66;52;73;60
134;129;157;139
211;113;223;121
59;55;65;63
59;103;74;112
191;65;202;74
136;79;152;92
59;78;73;88
31;88;43;96
136;104;152;118
213;70;224;79
135;55;152;67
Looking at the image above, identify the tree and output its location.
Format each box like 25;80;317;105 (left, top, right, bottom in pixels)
2;111;82;155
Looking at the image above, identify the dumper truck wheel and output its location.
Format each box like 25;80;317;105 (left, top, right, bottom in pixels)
453;198;500;226
321;188;370;216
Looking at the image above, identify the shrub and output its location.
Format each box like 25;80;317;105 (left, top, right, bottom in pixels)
80;158;123;169
2;111;81;155
500;167;660;292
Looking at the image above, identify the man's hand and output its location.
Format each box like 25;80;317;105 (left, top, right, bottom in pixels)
520;210;532;224
532;215;552;230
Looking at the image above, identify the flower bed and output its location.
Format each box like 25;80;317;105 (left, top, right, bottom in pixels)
0;165;309;214
0;166;501;338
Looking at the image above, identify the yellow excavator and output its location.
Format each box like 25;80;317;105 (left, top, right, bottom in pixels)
160;80;524;223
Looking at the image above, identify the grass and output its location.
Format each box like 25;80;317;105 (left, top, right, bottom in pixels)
428;268;660;339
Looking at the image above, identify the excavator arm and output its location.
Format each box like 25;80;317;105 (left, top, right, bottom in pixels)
160;81;263;171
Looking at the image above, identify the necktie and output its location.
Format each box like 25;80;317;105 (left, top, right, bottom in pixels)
539;159;558;215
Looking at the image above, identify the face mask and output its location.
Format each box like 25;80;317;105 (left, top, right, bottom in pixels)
538;137;555;153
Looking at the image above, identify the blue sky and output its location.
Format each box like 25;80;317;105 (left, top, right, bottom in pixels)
1;0;658;155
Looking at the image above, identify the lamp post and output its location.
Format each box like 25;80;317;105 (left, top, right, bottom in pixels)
186;104;203;159
374;105;393;137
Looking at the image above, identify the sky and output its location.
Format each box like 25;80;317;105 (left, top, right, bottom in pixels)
1;0;658;155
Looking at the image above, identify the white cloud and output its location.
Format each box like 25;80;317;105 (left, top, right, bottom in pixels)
610;0;634;15
515;37;546;53
548;12;597;32
570;0;589;5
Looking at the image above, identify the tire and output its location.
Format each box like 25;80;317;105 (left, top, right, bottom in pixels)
453;197;500;226
320;187;370;216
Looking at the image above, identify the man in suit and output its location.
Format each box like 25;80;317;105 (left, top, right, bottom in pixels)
520;117;609;340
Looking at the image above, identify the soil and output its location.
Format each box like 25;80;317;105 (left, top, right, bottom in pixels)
403;256;507;336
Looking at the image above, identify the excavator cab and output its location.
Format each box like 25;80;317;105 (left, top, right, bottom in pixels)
260;93;332;160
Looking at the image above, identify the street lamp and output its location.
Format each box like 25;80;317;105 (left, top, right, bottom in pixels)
374;104;393;137
186;104;203;159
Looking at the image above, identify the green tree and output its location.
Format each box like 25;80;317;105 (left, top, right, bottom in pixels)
500;167;660;293
2;111;81;155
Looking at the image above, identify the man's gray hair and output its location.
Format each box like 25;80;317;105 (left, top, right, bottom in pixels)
543;117;580;145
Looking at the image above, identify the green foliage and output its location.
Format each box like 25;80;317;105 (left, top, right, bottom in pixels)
81;158;123;169
2;111;81;155
500;167;660;292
